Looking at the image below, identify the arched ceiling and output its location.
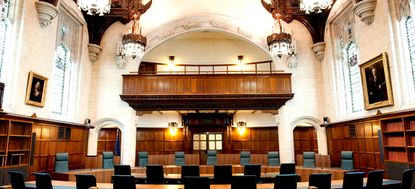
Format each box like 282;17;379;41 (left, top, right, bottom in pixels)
68;0;332;45
142;31;271;64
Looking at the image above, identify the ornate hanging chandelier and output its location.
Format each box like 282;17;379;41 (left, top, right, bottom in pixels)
122;14;146;59
300;0;333;14
267;13;295;58
77;0;111;16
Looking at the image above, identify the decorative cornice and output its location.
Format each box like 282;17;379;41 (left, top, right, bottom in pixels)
35;1;59;28
353;0;377;25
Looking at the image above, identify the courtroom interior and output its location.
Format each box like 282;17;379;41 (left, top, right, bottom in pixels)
0;0;414;188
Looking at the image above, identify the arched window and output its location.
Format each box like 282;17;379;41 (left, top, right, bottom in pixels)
343;42;363;113
52;45;71;114
403;16;415;88
0;0;11;80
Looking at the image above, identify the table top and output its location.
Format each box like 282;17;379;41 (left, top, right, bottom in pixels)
23;179;401;189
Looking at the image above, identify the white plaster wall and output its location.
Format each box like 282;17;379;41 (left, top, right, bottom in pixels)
322;0;415;122
90;0;325;164
2;0;92;123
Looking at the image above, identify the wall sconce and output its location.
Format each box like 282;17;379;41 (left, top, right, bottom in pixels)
168;56;175;71
237;121;247;135
168;122;178;136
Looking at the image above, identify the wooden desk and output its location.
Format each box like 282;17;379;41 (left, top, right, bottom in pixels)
22;179;402;189
50;166;346;183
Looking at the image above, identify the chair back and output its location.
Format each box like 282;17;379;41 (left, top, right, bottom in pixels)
175;151;186;166
274;174;298;189
214;165;232;184
308;173;331;189
366;170;384;189
114;165;131;175
207;150;217;165
75;174;97;189
401;168;415;189
342;171;365;189
146;165;164;184
244;164;261;182
112;175;136;189
268;151;280;166
181;165;200;179
34;173;53;189
232;175;257;189
183;176;210;189
303;152;316;168
8;171;25;189
138;151;148;167
240;151;251;166
55;153;69;172
341;151;354;170
102;151;114;169
280;163;296;174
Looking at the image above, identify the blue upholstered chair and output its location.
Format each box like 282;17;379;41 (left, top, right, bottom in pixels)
55;153;69;172
75;174;97;189
365;170;384;189
240;151;251;166
303;152;316;168
214;165;233;184
138;151;148;167
267;151;280;166
308;173;332;189
34;173;53;189
102;151;114;169
207;150;217;165
401;168;415;189
114;165;131;175
341;151;354;170
280;163;296;174
244;164;261;183
181;165;200;179
146;165;165;184
8;171;26;189
342;172;365;189
274;174;298;189
175;151;186;166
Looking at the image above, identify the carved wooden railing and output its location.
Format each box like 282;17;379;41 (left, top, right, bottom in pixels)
120;74;294;110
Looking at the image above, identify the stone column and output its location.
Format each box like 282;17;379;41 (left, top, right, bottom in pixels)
277;107;295;163
120;112;137;166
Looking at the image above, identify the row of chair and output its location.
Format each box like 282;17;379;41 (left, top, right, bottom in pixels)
137;151;355;170
8;167;415;189
137;151;281;167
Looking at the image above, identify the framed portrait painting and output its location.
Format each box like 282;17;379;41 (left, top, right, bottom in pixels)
25;71;48;107
360;53;393;110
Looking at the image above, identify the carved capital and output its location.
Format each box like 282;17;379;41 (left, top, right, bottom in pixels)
35;1;59;28
353;0;377;25
88;43;102;63
311;42;326;62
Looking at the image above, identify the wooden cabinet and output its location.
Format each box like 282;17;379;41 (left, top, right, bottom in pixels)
0;118;32;185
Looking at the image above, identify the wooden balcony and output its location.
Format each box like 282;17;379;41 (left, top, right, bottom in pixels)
120;73;294;111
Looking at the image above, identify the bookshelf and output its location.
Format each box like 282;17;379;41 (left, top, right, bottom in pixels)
381;116;415;164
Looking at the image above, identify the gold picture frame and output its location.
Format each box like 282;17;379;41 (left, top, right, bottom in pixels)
360;53;393;110
25;71;48;107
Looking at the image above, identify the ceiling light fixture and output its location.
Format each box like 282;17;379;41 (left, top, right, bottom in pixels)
267;9;295;59
122;14;146;60
77;0;111;16
300;0;333;14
